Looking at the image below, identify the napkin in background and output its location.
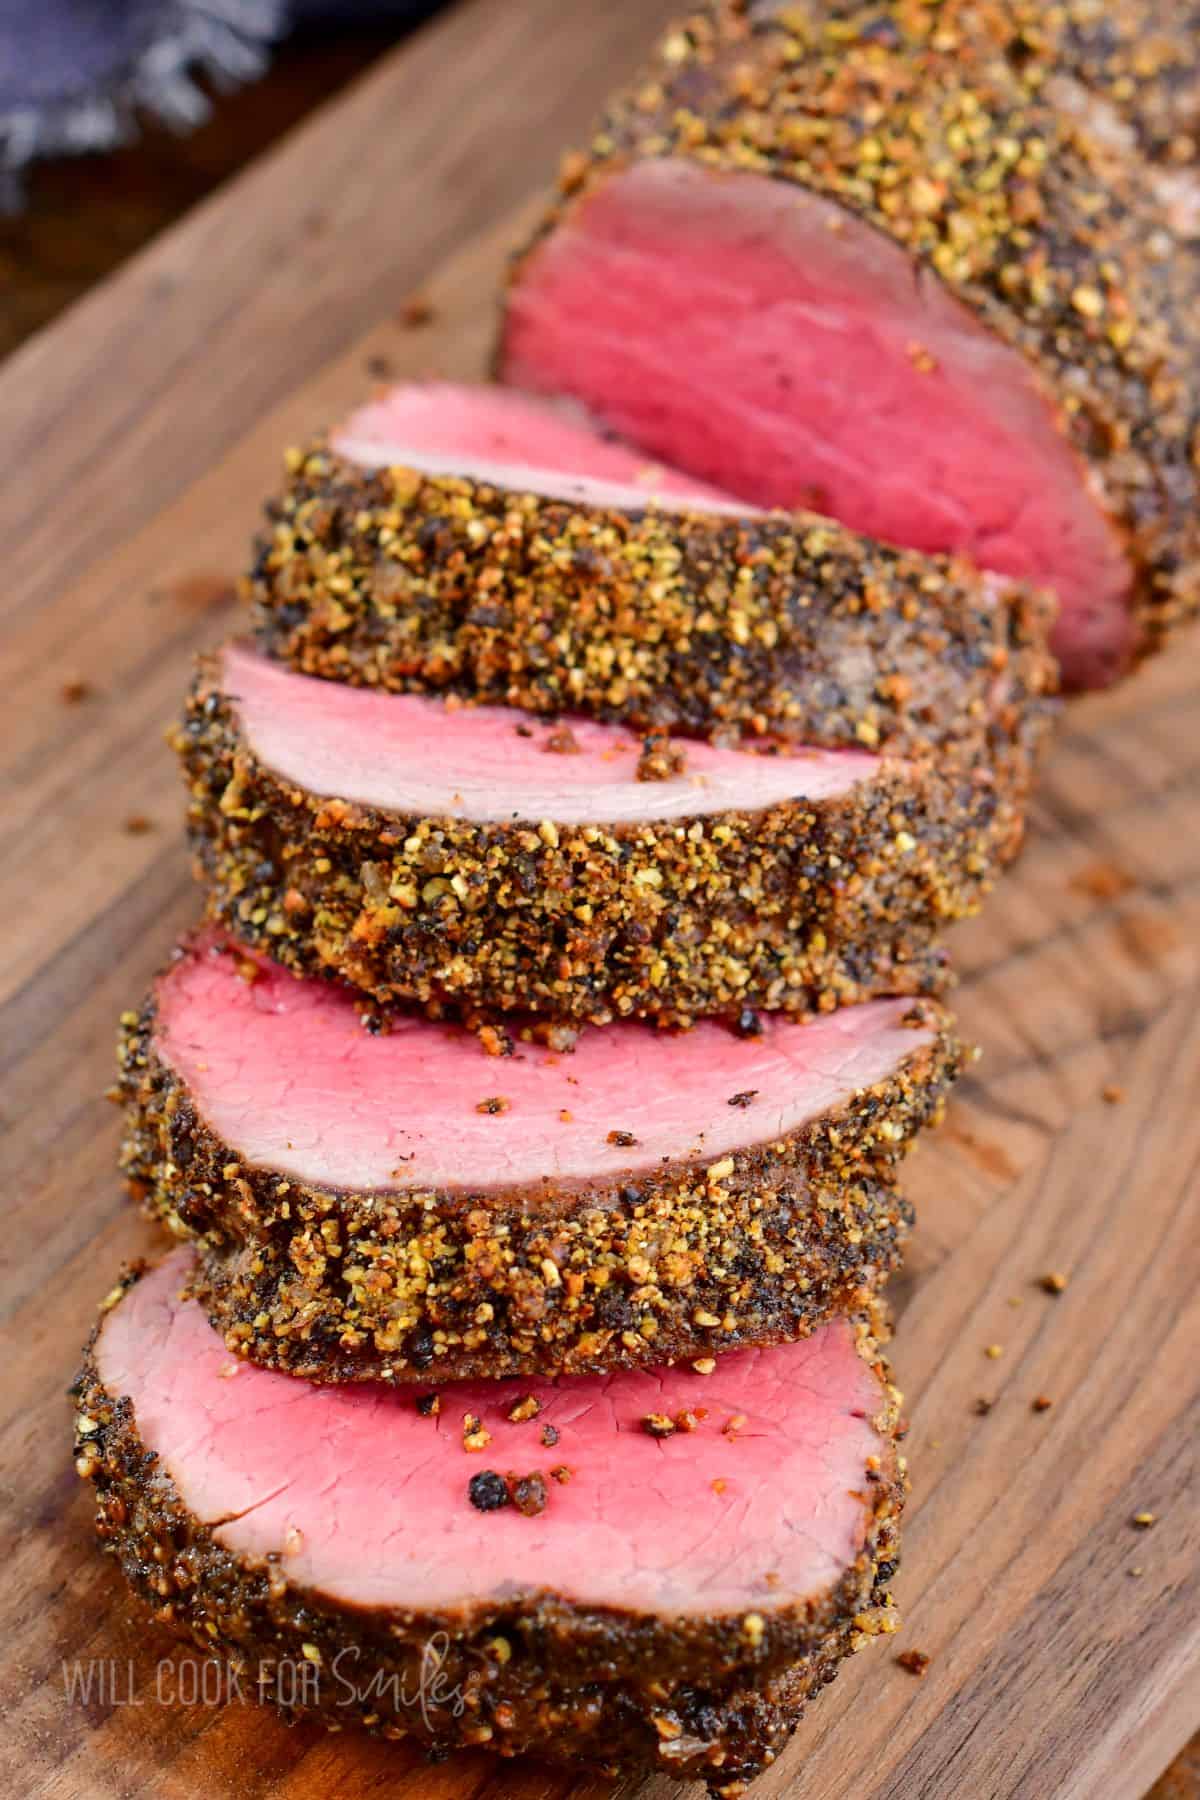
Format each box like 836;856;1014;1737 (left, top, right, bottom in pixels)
0;0;441;208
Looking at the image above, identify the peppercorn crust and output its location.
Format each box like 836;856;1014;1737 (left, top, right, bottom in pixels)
502;0;1200;665
1029;1;1200;173
116;942;959;1383
174;651;1032;1029
248;443;1058;762
73;1267;904;1791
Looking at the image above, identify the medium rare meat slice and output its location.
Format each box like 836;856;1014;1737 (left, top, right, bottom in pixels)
252;380;1057;763
75;1249;904;1790
499;2;1200;686
176;642;1034;1026
331;376;743;513
117;933;959;1383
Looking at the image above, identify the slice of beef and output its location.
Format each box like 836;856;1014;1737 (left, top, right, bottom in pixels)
176;642;1034;1027
118;932;959;1383
499;2;1200;687
75;1250;904;1791
332;376;744;513
251;380;1057;763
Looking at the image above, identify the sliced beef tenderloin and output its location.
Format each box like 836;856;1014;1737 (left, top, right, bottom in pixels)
176;642;1033;1028
499;1;1200;686
117;932;959;1383
250;381;1056;764
75;1250;905;1791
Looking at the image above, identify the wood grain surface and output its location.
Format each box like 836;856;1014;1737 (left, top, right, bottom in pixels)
1;1;1197;1795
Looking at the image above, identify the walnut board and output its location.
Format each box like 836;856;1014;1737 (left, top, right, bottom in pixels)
1;2;1198;1796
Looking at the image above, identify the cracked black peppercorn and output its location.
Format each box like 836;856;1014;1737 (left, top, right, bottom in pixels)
468;1471;510;1513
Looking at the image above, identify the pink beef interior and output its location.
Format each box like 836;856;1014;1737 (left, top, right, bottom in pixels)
332;378;750;516
222;643;878;824
155;934;935;1193
502;159;1135;686
96;1250;887;1616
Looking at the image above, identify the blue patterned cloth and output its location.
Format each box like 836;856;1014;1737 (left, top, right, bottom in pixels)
0;0;441;206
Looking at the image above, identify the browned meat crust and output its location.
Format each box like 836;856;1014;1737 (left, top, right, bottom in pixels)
173;651;1034;1029
116;948;959;1383
503;0;1200;664
1036;1;1200;171
248;444;1058;764
73;1272;905;1793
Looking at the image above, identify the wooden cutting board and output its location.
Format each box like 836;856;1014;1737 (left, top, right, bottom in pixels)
1;2;1197;1796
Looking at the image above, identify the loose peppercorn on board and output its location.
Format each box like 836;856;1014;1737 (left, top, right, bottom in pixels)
1;1;1198;1797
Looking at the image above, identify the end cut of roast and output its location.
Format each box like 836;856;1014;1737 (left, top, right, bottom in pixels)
499;3;1199;686
118;932;960;1382
251;380;1056;761
75;1249;904;1792
176;642;1039;1026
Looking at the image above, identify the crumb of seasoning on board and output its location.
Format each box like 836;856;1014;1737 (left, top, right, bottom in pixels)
467;1471;509;1513
510;1473;549;1517
415;1392;440;1417
642;1413;677;1439
476;1096;510;1115
1101;1084;1124;1104
607;1129;638;1147
973;1398;993;1416
1039;1272;1069;1294
896;1649;931;1677
61;679;92;704
711;1478;727;1495
507;1395;542;1425
1070;863;1136;903
735;1007;764;1038
540;1423;560;1448
728;1090;759;1108
124;814;155;835
364;352;394;380
399;295;434;328
478;1024;513;1058
462;1414;491;1453
674;1409;701;1433
1131;1511;1157;1530
984;1344;1004;1359
723;1414;748;1440
550;1465;573;1485
1032;1395;1053;1412
692;1358;716;1375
